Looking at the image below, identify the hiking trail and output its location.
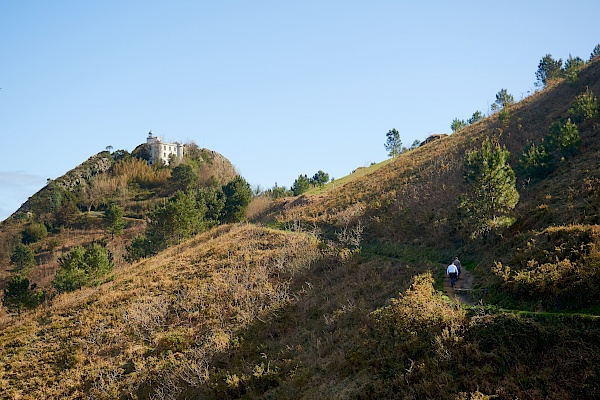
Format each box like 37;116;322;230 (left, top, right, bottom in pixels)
443;264;476;306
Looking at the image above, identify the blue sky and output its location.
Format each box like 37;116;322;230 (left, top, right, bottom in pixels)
1;1;599;221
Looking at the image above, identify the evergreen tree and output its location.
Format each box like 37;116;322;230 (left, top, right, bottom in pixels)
494;88;514;109
292;174;310;196
311;170;330;187
547;119;581;156
10;243;35;270
53;244;114;293
169;163;197;192
146;190;206;251
450;118;467;132
563;54;585;84
468;110;484;125
535;54;563;87
519;142;552;179
590;44;600;61
568;88;598;123
384;128;402;157
3;275;44;313
221;176;253;223
103;201;126;238
459;139;519;239
196;186;225;225
21;223;48;244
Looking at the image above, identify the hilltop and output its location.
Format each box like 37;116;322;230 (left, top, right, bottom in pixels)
1;56;600;399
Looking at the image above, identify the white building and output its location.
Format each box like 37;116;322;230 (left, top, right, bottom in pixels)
146;131;184;166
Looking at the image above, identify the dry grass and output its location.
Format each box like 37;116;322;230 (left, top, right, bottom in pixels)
0;224;322;399
2;59;600;400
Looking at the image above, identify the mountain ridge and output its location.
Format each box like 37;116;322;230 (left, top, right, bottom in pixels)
1;57;600;399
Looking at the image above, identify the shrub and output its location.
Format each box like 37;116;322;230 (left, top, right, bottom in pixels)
519;142;552;179
53;244;114;293
21;223;48;244
547;119;581;156
2;274;44;313
10;243;35;270
568;88;598;123
125;234;152;262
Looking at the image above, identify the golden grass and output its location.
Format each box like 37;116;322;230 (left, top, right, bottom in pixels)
0;224;322;399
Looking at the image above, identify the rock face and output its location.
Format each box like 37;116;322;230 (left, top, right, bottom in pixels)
12;152;113;218
419;133;448;147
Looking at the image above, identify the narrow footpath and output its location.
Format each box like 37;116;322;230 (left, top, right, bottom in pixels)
443;264;476;306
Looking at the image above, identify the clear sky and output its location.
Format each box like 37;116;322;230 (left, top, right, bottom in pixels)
1;0;599;221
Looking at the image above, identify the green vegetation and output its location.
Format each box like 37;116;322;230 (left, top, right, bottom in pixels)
1;45;600;399
102;200;126;237
21;222;48;244
384;128;402;157
492;88;514;111
568;87;598;122
459;139;519;239
221;175;253;223
450;117;467;132
467;110;484;124
3;274;44;313
52;243;114;293
592;43;600;60
10;243;35;270
536;53;563;86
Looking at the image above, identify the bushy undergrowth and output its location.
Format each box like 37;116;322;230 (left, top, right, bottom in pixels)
489;225;600;311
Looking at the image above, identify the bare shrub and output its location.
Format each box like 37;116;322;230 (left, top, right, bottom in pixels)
336;220;364;247
123;295;170;342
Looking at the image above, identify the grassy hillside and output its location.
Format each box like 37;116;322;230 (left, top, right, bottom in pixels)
1;59;600;399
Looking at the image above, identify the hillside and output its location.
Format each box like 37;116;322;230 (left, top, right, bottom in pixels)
1;58;600;399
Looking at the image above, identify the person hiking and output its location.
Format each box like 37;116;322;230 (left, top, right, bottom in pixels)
447;262;459;288
453;257;462;280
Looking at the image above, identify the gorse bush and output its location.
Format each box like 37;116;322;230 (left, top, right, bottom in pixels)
491;226;600;310
349;273;465;398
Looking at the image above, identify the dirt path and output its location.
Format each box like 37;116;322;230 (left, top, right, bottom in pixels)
443;264;476;306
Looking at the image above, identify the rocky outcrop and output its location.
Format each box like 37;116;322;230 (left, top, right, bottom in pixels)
12;152;113;218
419;133;448;147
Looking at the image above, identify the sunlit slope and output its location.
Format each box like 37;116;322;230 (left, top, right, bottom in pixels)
0;225;320;398
264;59;600;250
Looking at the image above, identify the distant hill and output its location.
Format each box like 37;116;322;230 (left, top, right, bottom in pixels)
1;57;600;399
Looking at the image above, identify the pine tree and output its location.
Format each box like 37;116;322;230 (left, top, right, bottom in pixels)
459;139;519;239
384;128;402;157
103;201;126;238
